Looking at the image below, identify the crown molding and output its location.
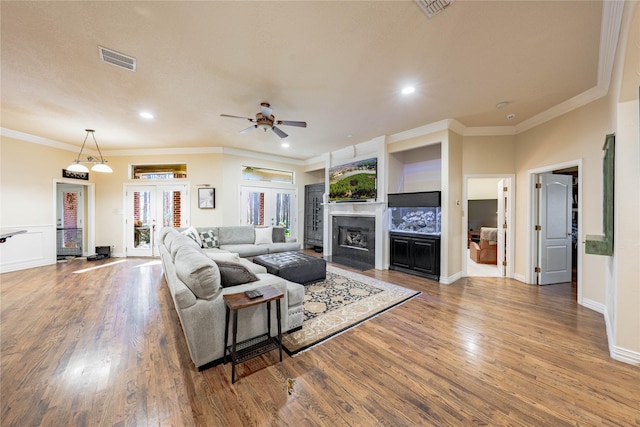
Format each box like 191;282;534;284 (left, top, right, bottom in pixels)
1;128;79;153
221;147;305;166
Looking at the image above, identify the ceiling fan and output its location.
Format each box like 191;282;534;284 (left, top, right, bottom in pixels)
220;102;307;139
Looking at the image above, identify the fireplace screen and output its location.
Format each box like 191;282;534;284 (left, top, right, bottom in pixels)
340;228;368;250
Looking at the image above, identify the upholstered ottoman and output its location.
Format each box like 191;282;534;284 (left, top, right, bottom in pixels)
253;251;326;285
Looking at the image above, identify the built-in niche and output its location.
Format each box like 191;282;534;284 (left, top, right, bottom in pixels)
388;144;441;193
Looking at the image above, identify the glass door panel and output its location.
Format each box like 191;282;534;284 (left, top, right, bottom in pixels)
240;186;297;238
126;184;188;257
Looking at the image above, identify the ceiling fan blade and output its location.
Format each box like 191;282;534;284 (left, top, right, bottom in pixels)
260;104;273;118
271;126;288;139
239;125;257;134
276;120;307;128
221;114;254;121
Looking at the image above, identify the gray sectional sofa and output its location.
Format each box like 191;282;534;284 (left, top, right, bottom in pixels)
181;225;301;259
158;226;305;370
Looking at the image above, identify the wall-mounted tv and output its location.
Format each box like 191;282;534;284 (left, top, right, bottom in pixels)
329;157;377;202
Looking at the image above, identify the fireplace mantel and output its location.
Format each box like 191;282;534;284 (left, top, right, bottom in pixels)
324;200;387;270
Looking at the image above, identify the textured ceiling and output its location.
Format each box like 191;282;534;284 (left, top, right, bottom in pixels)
1;1;604;160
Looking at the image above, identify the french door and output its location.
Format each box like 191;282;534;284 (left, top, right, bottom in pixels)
239;186;297;238
125;184;189;257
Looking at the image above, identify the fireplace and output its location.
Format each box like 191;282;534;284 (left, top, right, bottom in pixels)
331;215;375;270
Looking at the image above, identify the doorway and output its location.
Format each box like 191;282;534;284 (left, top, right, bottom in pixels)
124;184;189;257
56;183;85;259
527;161;581;300
54;180;95;260
463;175;515;278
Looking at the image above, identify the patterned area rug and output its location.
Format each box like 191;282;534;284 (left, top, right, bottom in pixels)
281;265;420;356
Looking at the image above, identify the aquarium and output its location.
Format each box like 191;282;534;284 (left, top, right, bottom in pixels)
389;206;441;235
388;191;441;235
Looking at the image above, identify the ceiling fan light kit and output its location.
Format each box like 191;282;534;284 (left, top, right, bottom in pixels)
67;129;113;173
221;102;307;140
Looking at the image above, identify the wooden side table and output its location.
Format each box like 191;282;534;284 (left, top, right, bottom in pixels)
223;284;284;383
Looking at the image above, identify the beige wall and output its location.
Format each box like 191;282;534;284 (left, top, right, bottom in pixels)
462;135;516;176
611;2;639;357
514;96;611;303
441;131;464;281
1;137;85;226
467;178;502;200
91;151;226;253
0;138;313;255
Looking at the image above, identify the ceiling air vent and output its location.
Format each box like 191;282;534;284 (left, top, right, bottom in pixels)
415;0;455;18
98;46;136;72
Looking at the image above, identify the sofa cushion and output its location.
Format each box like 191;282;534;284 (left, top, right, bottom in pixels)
219;244;269;258
163;229;180;251
170;234;202;259
205;252;241;263
181;226;202;247
199;229;219;248
215;260;259;287
217;226;255;245
265;242;302;253
254;226;273;245
174;246;221;299
272;227;286;243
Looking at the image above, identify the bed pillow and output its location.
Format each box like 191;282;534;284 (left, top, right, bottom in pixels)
215;260;259;287
254;226;273;245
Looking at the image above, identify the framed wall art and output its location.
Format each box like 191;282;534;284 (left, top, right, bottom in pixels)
198;188;215;209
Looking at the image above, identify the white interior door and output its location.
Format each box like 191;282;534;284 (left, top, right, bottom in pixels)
497;180;506;277
538;173;572;285
240;186;297;238
126;184;188;257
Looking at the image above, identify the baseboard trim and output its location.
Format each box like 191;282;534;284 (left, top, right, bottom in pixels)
440;271;462;285
513;273;526;283
611;346;640;365
581;298;605;314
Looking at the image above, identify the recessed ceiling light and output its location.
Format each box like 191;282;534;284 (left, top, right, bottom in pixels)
401;86;416;95
281;142;290;148
139;111;154;120
496;101;509;109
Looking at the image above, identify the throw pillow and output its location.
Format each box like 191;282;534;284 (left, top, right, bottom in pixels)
181;226;202;247
272;226;286;243
215;260;259;287
205;252;241;263
254;226;273;245
200;229;219;248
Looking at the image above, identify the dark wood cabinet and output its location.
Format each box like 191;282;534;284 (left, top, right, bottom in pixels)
390;232;440;281
304;183;324;251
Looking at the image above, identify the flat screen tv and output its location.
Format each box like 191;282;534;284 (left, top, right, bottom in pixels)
329;157;377;202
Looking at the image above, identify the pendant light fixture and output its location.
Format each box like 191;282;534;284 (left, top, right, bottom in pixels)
67;129;112;173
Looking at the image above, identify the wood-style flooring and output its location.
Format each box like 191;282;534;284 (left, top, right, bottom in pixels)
1;256;639;426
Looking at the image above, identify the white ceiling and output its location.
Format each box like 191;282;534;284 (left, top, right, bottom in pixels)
1;1;607;160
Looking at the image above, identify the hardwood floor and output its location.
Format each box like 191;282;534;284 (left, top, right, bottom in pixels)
1;257;638;426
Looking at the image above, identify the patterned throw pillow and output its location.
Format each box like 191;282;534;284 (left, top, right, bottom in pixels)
200;230;219;248
181;226;202;247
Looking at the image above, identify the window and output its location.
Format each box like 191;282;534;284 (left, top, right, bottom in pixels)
242;166;293;184
131;164;187;180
